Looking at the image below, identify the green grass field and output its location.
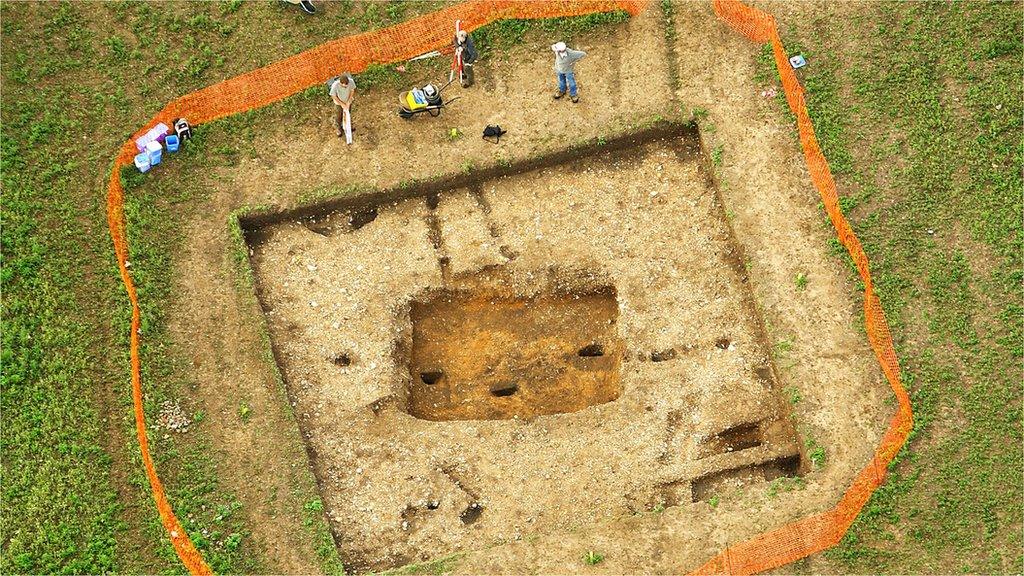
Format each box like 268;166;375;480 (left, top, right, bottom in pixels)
1;1;1020;573
763;2;1022;573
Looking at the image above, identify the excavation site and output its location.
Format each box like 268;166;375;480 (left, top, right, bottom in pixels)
23;0;981;569
243;124;808;571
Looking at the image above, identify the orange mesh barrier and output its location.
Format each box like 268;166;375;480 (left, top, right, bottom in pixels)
107;1;910;573
685;1;915;574
105;2;645;573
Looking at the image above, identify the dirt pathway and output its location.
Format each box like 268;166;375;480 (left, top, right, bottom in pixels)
168;183;328;573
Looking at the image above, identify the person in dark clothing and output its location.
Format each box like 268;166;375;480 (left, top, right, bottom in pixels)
453;28;478;88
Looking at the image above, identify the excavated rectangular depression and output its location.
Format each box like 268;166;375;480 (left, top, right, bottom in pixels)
243;124;805;572
408;285;622;421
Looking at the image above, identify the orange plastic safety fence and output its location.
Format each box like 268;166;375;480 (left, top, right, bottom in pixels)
687;2;915;575
105;2;646;574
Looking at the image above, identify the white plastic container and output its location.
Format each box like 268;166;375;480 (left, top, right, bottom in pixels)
146;140;163;165
134;152;151;173
135;123;169;152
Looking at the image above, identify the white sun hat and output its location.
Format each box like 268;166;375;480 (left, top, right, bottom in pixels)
551;41;567;52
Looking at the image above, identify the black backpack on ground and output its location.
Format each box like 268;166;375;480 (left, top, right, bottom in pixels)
482;125;506;144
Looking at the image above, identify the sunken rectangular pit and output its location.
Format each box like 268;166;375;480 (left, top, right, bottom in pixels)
243;124;805;572
408;283;622;421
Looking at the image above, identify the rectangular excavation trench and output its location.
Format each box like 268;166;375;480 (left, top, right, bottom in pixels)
408;285;623;421
241;122;807;572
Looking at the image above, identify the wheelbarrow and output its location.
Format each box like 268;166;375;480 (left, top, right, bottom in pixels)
397;79;460;119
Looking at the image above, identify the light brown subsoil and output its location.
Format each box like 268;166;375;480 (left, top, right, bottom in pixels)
247;135;803;571
162;3;892;574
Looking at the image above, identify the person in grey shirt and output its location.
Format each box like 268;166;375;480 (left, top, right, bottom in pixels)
551;41;586;103
329;73;356;138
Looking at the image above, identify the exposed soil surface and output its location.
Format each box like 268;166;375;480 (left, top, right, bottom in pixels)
247;134;803;571
163;3;892;574
407;282;623;421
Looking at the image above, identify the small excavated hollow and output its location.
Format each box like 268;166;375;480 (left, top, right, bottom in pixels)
406;284;622;421
699;421;764;457
691;455;801;503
